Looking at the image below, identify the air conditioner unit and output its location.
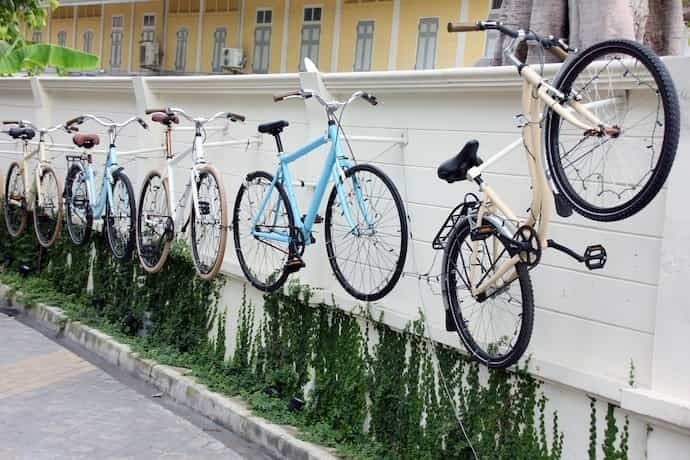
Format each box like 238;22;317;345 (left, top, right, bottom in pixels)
222;48;245;70
140;41;160;68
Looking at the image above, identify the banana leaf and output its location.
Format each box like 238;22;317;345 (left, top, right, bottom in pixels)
0;41;99;75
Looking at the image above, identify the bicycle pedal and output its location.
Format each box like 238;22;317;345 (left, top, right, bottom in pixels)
584;244;607;270
284;257;306;274
445;309;457;332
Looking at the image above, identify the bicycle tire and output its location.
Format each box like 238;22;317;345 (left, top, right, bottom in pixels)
105;170;136;261
33;165;63;248
545;39;680;222
190;164;228;280
441;218;534;369
233;171;294;292
3;161;27;238
64;164;92;246
136;170;172;274
324;163;408;301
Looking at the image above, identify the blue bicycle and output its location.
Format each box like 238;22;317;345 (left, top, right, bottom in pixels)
233;88;408;301
63;114;148;260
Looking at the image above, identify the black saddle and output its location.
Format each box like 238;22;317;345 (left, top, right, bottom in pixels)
437;140;483;183
8;127;36;140
258;120;289;136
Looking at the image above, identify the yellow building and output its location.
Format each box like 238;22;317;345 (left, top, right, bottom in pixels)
24;0;497;74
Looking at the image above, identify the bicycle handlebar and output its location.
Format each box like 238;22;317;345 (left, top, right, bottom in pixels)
273;89;379;108
65;114;148;131
146;107;245;124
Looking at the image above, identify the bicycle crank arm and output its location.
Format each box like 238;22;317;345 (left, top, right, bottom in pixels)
547;239;607;270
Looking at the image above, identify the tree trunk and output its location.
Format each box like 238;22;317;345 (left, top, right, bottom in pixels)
569;0;636;50
646;0;685;55
491;0;534;65
527;0;568;63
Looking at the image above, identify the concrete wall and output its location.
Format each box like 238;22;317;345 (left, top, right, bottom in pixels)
0;58;688;458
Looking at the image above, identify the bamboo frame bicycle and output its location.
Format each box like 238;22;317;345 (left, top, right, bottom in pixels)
437;21;679;368
2;120;67;248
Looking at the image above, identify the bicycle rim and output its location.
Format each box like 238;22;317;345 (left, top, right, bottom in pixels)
106;172;135;260
65;165;92;246
233;171;293;291
137;171;171;273
442;220;534;368
4;162;27;238
325;164;408;301
34;166;63;248
191;165;227;280
547;39;679;221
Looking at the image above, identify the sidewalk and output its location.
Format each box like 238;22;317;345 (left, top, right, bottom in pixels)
0;311;274;460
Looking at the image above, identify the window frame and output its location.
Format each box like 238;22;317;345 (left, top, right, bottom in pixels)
299;5;323;71
83;30;94;53
57;30;67;47
414;17;439;70
31;30;42;42
252;8;272;73
211;27;227;73
175;27;189;72
353;20;375;72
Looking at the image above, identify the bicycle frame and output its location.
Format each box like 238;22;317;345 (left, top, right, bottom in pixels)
251;123;366;246
70;138;118;221
17;140;45;209
467;67;608;297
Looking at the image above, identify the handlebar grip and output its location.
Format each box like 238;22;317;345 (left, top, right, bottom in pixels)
65;116;83;127
137;117;149;129
549;46;569;61
145;108;166;115
447;22;482;33
362;92;379;106
273;90;303;102
2;120;19;125
227;112;246;122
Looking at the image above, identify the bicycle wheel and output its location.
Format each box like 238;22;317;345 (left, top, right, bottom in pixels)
545;39;680;222
105;170;136;260
190;164;228;280
3;162;27;237
33;165;63;248
233;171;294;292
441;218;534;369
325;163;408;301
136;170;172;274
64;164;93;246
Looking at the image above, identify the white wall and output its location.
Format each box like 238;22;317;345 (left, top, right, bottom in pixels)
0;58;688;458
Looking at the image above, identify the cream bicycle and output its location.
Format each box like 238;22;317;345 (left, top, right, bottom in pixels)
437;21;680;368
2;120;69;247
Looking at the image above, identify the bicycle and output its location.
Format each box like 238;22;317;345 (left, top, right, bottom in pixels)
63;114;148;260
2;120;67;248
136;107;245;280
436;20;679;368
232;84;409;301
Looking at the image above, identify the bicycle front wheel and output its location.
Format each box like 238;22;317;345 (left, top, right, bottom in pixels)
136;170;171;273
325;164;408;301
545;39;680;221
190;165;228;280
441;219;534;369
4;162;27;238
64;164;92;246
105;170;136;260
33;165;63;248
233;171;294;292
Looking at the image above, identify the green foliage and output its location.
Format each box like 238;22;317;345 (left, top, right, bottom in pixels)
0;0;57;43
0;214;631;460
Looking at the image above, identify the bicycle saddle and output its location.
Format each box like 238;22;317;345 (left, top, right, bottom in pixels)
73;134;100;149
437;140;483;183
151;112;179;126
258;120;289;135
8;127;36;140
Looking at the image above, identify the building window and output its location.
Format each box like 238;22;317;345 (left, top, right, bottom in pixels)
299;6;322;71
415;18;438;70
110;16;123;70
175;27;189;72
83;31;94;53
57;31;67;47
112;15;123;28
252;9;272;73
491;0;503;10
484;30;499;58
353;20;374;72
32;30;42;42
211;27;227;72
142;14;155;42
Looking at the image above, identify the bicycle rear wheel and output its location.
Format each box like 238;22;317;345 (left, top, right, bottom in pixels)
105;170;136;260
3;162;27;238
33;165;63;248
325;164;408;301
136;170;172;273
441;219;534;369
233;171;294;292
64;164;92;246
190;164;228;280
545;39;680;222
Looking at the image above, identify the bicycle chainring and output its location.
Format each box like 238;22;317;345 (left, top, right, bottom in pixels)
513;225;541;268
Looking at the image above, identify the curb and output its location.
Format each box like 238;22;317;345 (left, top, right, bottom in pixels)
0;283;337;460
